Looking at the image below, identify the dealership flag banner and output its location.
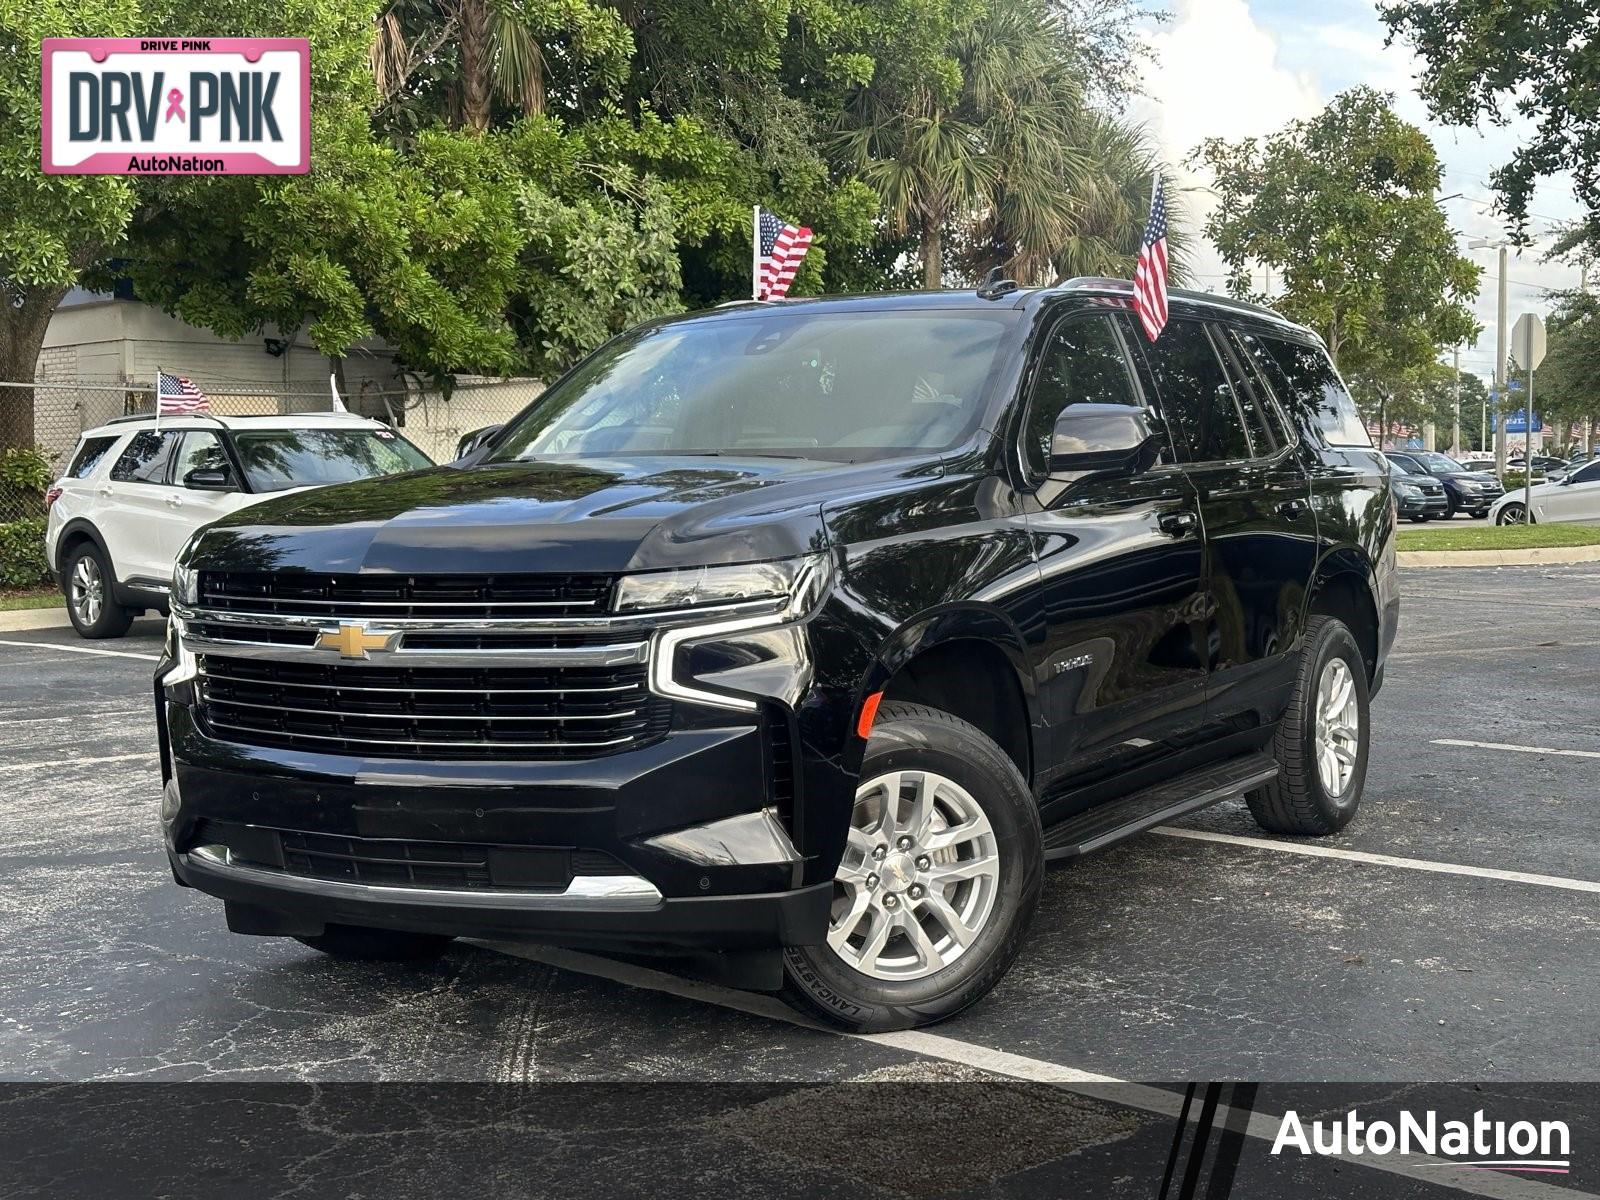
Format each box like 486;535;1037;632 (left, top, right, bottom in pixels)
1133;174;1170;342
42;38;309;175
753;206;813;300
156;369;211;419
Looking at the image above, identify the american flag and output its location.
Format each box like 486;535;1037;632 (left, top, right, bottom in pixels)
1132;176;1169;342
756;207;813;300
157;371;210;414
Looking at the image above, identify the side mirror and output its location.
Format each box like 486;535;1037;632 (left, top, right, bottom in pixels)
455;424;504;461
184;467;235;491
1048;404;1161;477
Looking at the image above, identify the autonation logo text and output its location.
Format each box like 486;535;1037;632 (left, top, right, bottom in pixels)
1272;1109;1572;1176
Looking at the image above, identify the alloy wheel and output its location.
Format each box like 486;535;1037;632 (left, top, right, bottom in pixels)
1495;504;1527;525
70;556;103;627
828;770;1001;981
1314;658;1360;797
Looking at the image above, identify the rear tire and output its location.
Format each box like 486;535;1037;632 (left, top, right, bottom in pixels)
62;543;133;639
295;924;455;962
1246;616;1370;836
780;702;1042;1032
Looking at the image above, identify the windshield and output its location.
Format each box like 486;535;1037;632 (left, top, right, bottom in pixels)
488;310;1014;463
232;428;433;493
1414;451;1466;472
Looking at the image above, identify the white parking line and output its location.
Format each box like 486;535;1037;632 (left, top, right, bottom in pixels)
0;752;158;774
1432;738;1600;760
481;943;1589;1200
1151;826;1600;895
0;638;159;662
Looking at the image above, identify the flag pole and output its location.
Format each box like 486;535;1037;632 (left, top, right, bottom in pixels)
752;205;761;301
153;363;160;430
329;371;348;413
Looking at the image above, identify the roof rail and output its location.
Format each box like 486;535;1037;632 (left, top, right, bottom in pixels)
1057;277;1299;328
99;412;227;427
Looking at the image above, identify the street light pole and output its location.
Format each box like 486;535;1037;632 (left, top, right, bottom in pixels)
1470;237;1512;475
1452;345;1461;455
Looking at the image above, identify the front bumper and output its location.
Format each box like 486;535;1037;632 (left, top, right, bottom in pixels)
168;840;830;951
1395;493;1448;518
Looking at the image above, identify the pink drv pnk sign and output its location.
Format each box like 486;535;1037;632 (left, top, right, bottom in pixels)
42;38;309;175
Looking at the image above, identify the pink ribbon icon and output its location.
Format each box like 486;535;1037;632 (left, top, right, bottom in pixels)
164;88;185;123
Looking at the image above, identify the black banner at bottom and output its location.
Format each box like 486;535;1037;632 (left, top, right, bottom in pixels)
1;1082;1593;1198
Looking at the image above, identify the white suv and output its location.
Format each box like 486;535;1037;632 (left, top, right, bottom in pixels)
45;413;432;638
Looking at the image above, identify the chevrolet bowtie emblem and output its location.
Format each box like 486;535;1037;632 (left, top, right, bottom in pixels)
315;623;400;659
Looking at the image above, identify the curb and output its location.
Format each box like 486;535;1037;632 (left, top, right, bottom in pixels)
0;607;70;632
1398;545;1600;568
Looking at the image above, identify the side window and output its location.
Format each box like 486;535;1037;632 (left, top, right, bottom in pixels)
1570;460;1600;486
66;436;119;479
1023;313;1141;476
173;432;231;484
1255;336;1371;448
1218;328;1289;454
109;431;178;484
1143;320;1251;463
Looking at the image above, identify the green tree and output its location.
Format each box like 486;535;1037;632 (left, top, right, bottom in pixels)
1192;88;1479;410
1380;0;1600;238
0;0;138;447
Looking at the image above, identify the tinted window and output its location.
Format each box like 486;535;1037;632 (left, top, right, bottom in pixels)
174;432;232;484
489;311;1013;463
110;430;178;484
1569;460;1600;485
1254;336;1371;448
1024;314;1141;476
1219;329;1289;453
231;428;432;492
67;436;118;479
1386;453;1423;475
1144;320;1250;463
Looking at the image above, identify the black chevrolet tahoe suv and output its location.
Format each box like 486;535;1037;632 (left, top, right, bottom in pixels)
156;278;1399;1032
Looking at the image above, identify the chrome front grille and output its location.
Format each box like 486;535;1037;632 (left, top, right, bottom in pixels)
198;571;615;619
197;655;667;760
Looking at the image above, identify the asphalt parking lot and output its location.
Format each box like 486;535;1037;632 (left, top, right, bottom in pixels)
3;564;1599;1090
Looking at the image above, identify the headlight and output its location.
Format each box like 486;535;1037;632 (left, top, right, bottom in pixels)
616;554;830;616
1456;480;1481;492
171;560;199;607
1397;484;1422;498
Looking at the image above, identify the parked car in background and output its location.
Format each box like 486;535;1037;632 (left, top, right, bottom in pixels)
1382;454;1448;521
46;413;433;638
1384;450;1504;518
1489;457;1600;525
1458;454;1497;473
1509;454;1568;475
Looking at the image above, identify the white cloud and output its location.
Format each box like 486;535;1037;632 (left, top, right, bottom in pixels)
1129;0;1324;289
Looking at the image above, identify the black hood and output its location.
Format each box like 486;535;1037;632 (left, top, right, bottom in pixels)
186;455;932;576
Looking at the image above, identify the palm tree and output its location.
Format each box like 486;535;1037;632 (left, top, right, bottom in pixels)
838;0;1185;289
838;0;1085;288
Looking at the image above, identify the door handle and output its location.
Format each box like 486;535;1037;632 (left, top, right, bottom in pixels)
165;494;183;507
1159;509;1198;537
1277;498;1309;520
97;485;112;497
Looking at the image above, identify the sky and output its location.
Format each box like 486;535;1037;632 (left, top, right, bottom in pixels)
1127;0;1586;387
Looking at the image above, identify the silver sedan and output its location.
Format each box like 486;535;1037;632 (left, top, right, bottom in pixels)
1488;458;1600;524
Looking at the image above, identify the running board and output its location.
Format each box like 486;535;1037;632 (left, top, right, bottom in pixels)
1041;751;1279;861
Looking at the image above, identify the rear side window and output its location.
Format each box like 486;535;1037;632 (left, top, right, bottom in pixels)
1253;335;1371;448
110;431;179;484
66;436;118;479
1141;320;1251;463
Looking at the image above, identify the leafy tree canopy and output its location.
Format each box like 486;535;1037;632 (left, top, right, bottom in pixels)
1192;88;1479;403
1380;0;1600;240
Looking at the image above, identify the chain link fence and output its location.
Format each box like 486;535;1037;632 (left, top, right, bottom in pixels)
0;376;545;525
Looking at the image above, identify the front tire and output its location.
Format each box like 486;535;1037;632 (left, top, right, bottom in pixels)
781;702;1042;1032
62;543;133;639
296;924;455;962
1495;503;1530;525
1246;616;1370;836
